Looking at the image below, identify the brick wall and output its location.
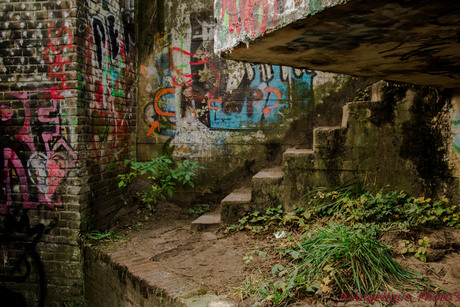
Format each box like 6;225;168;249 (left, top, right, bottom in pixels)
0;0;137;305
76;0;137;228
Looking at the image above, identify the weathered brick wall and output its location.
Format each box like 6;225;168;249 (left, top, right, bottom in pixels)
84;247;170;307
76;0;137;228
0;0;83;305
0;0;137;305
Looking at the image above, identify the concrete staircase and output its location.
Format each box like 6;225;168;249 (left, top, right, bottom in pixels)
191;78;403;228
192;101;358;228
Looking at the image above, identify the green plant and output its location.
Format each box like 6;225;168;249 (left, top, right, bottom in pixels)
81;229;125;242
227;205;285;233
118;156;201;211
400;237;431;262
239;224;426;306
353;87;370;102
301;186;460;230
187;203;210;217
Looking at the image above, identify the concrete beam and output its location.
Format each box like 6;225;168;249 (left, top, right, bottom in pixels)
215;0;460;88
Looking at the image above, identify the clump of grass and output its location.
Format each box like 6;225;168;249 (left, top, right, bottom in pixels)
287;224;425;295
239;224;427;305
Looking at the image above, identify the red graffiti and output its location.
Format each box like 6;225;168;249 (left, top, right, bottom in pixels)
43;24;74;94
221;0;278;37
169;47;220;100
83;14;134;164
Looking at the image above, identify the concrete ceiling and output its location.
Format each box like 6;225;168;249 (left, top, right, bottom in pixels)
218;0;460;88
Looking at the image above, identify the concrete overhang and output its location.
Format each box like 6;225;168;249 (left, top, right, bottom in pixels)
214;0;460;88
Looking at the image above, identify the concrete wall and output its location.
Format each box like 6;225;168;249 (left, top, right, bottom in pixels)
214;0;460;88
214;0;350;53
138;0;321;202
283;83;460;204
0;0;137;305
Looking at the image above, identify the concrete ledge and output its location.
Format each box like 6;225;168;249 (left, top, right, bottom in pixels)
84;246;234;306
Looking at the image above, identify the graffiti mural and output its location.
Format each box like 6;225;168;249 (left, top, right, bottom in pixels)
220;0;280;38
141;12;314;138
0;20;77;214
78;0;136;165
0;90;77;214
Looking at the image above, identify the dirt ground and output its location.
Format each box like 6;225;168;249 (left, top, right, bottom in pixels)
101;201;460;306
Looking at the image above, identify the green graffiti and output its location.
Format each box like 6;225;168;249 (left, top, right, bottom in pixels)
103;56;125;97
309;0;323;15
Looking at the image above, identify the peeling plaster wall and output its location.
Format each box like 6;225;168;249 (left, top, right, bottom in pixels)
138;0;320;201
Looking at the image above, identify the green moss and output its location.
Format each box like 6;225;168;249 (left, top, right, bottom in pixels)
400;86;454;198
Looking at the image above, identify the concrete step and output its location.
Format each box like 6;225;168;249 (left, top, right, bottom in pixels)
313;126;345;152
283;148;315;170
191;211;221;232
251;167;284;207
283;148;316;204
220;188;252;225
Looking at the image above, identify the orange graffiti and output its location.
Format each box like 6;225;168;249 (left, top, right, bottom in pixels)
208;97;223;110
154;88;176;117
263;88;281;114
147;121;160;136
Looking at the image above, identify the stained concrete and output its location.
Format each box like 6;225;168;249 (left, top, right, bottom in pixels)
215;0;460;88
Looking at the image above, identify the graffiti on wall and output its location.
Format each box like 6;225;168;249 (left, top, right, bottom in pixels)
220;0;280;38
142;12;314;138
0;90;77;214
0;209;56;307
0;21;77;214
453;110;460;154
78;0;136;165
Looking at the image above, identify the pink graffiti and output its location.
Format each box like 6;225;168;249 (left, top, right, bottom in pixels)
221;0;278;37
1;91;77;214
0;105;14;121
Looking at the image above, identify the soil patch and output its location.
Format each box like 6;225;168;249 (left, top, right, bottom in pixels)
97;202;460;306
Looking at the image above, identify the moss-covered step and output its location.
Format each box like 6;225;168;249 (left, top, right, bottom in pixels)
221;188;252;225
251;167;284;209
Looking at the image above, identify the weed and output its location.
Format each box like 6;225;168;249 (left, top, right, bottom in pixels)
227;205;285;233
187;204;210;217
301;186;460;230
118;156;202;211
238;224;426;305
400;237;431;262
353;87;370;102
81;229;125;242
